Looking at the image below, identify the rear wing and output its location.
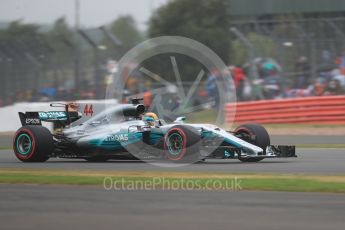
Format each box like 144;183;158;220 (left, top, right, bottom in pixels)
18;103;82;127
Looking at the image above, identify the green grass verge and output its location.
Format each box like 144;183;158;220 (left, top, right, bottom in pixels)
1;172;345;193
0;147;11;150
187;109;217;124
0;173;102;185
242;178;345;193
297;144;345;148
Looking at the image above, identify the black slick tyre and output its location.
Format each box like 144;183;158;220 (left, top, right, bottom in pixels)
13;125;54;162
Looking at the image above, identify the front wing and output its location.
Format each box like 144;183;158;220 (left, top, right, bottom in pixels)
201;145;296;159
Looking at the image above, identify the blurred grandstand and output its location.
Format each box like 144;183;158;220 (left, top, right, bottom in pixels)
1;0;345;107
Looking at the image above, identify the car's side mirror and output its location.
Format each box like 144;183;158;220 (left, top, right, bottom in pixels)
90;120;101;126
174;116;186;123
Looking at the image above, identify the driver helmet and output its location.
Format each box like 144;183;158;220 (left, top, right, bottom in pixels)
143;112;158;126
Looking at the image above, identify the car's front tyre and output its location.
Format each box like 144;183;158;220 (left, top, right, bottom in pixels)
234;124;270;162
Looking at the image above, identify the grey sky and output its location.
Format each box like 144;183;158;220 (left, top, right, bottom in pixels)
0;0;168;30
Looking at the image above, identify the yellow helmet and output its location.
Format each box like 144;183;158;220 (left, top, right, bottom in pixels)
144;112;158;120
143;112;158;126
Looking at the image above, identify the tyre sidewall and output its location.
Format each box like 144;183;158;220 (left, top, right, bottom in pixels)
13;125;53;162
164;125;200;163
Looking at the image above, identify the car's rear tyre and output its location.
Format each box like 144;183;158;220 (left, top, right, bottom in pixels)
13;125;54;162
234;124;270;162
163;125;200;163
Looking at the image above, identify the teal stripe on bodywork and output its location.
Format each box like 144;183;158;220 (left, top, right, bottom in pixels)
148;133;164;145
88;132;143;150
202;130;242;148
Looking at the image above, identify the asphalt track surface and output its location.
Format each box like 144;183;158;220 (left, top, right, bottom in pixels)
1;184;344;230
1;148;345;174
1;138;345;230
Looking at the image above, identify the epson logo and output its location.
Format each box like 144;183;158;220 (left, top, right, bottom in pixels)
106;134;129;142
26;118;40;125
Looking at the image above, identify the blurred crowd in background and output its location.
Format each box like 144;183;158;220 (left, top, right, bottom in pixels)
1;53;345;107
230;54;345;101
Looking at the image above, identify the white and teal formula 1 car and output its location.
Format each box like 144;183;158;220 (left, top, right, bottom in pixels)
13;100;295;163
